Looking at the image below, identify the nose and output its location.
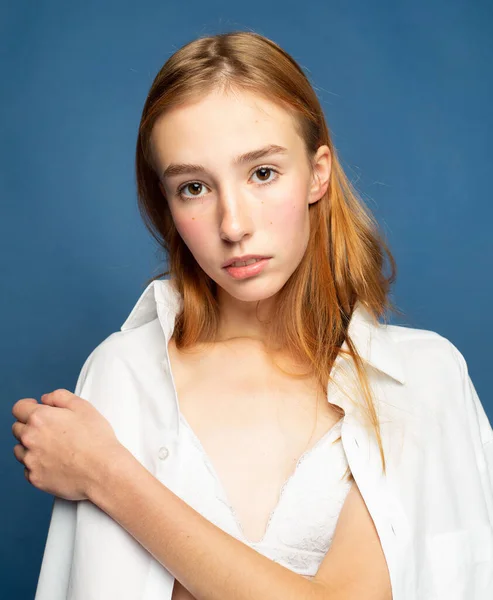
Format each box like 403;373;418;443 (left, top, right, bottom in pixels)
218;186;253;243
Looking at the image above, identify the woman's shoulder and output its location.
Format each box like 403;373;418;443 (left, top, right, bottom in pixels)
383;320;466;381
366;319;476;424
378;320;491;442
73;319;167;405
86;278;176;364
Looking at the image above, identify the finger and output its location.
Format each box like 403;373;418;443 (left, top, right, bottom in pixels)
12;398;37;418
13;443;28;464
12;399;40;423
41;389;76;409
12;421;27;443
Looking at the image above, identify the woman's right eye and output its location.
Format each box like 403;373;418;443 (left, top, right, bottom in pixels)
176;182;207;200
176;181;205;200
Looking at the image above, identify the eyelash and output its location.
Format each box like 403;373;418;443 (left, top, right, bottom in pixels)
175;166;280;201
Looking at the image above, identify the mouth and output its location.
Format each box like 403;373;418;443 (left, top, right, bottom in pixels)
222;255;271;268
222;257;271;280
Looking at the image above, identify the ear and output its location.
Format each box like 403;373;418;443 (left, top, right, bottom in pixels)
308;145;331;205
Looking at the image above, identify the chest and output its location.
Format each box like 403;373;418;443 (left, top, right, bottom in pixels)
167;337;343;543
167;338;345;600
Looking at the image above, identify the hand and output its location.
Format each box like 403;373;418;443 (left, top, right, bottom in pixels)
12;390;123;501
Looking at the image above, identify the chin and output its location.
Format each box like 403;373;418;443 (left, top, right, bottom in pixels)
220;275;284;302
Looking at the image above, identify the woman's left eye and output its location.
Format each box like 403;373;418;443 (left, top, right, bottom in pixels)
251;166;279;185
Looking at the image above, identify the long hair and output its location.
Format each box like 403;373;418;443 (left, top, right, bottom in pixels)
135;31;402;480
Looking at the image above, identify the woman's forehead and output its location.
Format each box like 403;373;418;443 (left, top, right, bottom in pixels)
151;91;302;168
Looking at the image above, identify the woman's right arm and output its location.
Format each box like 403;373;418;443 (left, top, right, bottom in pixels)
34;348;95;599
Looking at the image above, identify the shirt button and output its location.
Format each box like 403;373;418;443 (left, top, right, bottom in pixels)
158;446;169;460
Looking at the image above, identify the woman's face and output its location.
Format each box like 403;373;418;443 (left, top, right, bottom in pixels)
150;88;331;305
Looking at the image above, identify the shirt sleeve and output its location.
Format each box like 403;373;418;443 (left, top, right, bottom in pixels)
451;342;493;529
34;349;96;600
466;373;493;501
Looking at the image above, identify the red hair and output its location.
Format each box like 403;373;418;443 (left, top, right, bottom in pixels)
134;31;402;479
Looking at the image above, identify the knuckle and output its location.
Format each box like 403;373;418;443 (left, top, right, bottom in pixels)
11;399;22;417
13;444;23;461
19;430;32;447
23;452;35;470
27;470;39;487
27;410;42;427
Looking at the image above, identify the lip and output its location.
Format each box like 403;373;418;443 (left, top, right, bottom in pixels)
221;254;271;268
223;257;271;280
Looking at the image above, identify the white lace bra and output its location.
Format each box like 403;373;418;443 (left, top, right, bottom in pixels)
173;413;353;578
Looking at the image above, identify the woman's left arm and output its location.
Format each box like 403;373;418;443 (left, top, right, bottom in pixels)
12;390;390;600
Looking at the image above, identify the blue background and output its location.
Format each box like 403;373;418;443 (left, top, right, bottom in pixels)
1;1;491;597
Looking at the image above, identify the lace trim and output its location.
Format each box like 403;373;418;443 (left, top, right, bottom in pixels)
178;413;344;546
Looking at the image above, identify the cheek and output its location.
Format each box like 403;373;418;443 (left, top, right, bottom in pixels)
265;184;307;233
173;213;211;254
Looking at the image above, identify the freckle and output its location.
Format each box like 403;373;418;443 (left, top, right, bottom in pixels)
270;221;272;224
192;217;195;220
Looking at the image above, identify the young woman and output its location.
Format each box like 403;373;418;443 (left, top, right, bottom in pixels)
13;31;493;600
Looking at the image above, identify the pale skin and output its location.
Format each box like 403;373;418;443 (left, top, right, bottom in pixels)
12;88;392;599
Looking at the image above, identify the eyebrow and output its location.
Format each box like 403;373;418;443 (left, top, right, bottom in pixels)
161;144;289;181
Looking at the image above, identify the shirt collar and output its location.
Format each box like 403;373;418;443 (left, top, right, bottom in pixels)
121;279;406;386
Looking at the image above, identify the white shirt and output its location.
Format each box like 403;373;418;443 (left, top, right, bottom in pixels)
34;278;493;600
